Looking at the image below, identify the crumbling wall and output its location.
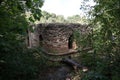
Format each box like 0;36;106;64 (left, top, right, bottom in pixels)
28;23;90;53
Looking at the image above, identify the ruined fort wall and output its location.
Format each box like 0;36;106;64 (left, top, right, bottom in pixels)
28;23;90;53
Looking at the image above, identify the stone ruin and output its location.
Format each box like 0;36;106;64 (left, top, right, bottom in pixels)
27;23;90;54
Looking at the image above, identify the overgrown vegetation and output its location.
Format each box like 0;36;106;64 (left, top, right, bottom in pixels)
0;0;44;80
77;0;120;80
0;0;119;80
35;11;88;24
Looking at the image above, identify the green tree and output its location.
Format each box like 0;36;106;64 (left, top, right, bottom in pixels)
37;11;66;23
92;0;120;79
38;11;88;23
0;0;44;80
80;0;120;80
66;15;88;24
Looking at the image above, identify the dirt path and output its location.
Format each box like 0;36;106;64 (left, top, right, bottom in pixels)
38;65;74;80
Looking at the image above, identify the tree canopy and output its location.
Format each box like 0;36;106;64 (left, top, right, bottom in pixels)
79;0;120;80
35;10;88;24
0;0;44;80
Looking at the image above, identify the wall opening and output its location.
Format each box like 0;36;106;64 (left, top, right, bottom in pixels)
68;34;74;49
39;35;43;46
26;29;30;47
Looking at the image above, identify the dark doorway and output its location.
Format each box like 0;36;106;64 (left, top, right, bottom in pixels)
26;29;30;47
68;34;74;49
39;35;43;46
39;35;43;41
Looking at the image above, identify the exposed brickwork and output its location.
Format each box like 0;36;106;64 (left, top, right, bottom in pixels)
28;23;90;54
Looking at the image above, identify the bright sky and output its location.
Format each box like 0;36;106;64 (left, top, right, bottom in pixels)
41;0;95;18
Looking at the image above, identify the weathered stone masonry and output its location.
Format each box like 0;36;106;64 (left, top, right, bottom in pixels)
28;23;90;54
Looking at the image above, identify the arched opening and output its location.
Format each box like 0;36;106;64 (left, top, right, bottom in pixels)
39;35;43;46
26;29;30;47
68;34;74;49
